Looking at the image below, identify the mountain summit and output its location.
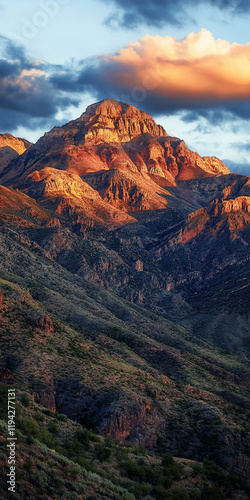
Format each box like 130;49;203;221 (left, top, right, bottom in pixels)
76;98;167;144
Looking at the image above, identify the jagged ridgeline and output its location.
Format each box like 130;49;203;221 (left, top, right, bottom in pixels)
0;99;249;499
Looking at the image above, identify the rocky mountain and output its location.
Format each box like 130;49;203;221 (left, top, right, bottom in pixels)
0;99;229;191
1;100;247;346
0;133;31;173
0;99;249;497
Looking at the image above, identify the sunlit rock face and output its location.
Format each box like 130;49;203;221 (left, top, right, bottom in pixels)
0;134;31;156
0;133;31;174
0;98;229;183
81;99;167;144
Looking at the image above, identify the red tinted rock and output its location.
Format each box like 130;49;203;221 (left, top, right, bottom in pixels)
35;386;56;412
133;260;144;272
39;315;55;334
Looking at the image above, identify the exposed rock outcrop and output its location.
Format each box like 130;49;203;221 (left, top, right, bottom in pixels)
17;167;136;227
0;134;31;155
0;134;31;174
38;315;55;334
34;382;56;412
81;99;167;144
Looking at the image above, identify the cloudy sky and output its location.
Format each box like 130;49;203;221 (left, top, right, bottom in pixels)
1;0;250;174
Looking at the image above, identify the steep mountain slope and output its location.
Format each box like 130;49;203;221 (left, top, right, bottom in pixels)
0;99;248;329
1;387;248;500
0;99;249;494
0;100;248;351
0;218;249;478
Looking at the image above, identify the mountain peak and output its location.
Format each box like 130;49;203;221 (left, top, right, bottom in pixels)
84;98;153;120
85;98;132;116
77;98;167;144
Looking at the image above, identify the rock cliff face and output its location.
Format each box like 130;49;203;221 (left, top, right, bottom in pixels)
80;99;167;144
0;133;31;156
18;166;136;227
0;133;31;174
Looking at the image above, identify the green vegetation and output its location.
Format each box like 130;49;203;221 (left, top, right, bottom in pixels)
0;219;249;499
20;393;30;407
1;384;248;500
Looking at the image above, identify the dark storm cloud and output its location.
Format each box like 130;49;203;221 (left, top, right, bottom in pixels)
49;28;250;127
100;0;250;28
51;62;250;128
103;0;191;28
178;102;250;127
181;102;250;127
0;108;66;132
0;36;79;133
211;0;250;12
1;28;250;134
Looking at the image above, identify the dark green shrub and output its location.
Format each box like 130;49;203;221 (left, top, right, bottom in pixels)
43;408;53;416
146;466;164;486
88;430;100;442
171;488;190;500
123;460;164;485
164;462;182;481
17;416;58;448
129;483;150;499
20;393;30;407
104;436;113;448
192;463;203;477
75;457;97;472
55;412;67;421
26;459;34;471
48;422;59;436
34;471;48;490
94;443;112;462
74;429;90;449
122;459;146;481
162;454;175;467
34;411;45;422
163;475;173;489
17;416;38;436
200;484;224;500
153;485;170;500
26;435;35;445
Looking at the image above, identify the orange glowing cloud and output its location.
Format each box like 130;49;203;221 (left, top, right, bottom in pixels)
102;29;250;103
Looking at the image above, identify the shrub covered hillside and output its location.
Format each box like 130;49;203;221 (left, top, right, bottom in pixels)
0;385;249;500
